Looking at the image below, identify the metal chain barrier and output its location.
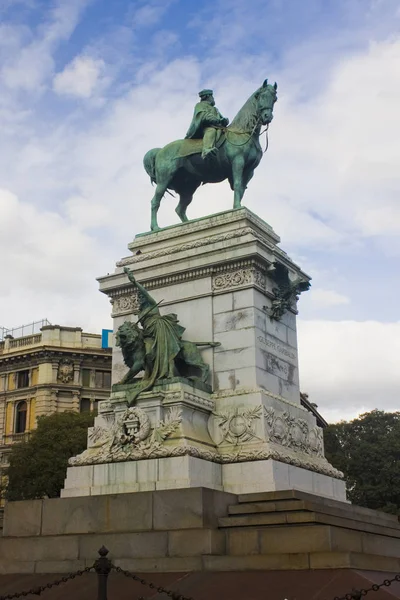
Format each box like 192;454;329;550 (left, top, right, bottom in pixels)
0;547;195;600
332;574;400;600
0;566;94;600
113;566;193;600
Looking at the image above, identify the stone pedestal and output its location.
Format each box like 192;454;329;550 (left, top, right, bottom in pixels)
63;208;346;501
3;489;400;577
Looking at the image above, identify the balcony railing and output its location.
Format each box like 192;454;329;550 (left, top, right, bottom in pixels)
4;432;31;444
8;334;42;349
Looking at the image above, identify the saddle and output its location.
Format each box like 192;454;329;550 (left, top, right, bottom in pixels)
177;130;226;159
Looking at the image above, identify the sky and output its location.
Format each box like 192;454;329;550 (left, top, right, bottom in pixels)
0;0;399;423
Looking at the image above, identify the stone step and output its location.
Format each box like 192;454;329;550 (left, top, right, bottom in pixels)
202;551;400;572
219;510;400;538
225;522;400;559
229;498;304;515
228;499;399;529
237;489;399;526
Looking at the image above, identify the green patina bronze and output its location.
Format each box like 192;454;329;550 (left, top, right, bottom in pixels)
116;268;215;405
143;80;278;231
269;264;310;321
185;88;229;159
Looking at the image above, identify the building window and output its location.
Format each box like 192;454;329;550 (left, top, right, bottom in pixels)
82;369;91;387
15;401;27;433
16;370;29;389
80;398;99;413
95;371;111;389
80;398;91;413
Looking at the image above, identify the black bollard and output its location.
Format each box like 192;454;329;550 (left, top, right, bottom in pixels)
94;546;112;600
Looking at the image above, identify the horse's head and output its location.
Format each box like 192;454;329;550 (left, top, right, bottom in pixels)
255;79;278;126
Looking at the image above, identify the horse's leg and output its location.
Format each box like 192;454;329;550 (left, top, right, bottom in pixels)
232;156;246;209
175;184;198;222
150;182;168;231
175;193;191;222
244;168;255;190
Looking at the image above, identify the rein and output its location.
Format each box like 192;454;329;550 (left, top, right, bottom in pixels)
217;120;270;152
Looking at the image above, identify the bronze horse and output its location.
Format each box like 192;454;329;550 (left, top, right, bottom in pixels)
143;79;278;231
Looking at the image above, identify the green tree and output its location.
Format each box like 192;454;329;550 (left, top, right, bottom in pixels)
7;411;94;501
324;410;400;514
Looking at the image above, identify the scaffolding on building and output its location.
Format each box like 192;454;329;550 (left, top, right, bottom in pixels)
0;319;51;342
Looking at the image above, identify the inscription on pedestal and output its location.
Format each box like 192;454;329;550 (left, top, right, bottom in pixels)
257;334;297;362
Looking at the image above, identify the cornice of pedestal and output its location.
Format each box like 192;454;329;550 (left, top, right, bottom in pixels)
128;207;281;249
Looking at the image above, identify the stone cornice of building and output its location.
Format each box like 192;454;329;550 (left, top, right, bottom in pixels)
0;347;112;368
1;383;112;399
105;257;272;297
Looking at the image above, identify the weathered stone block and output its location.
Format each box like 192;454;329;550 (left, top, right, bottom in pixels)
42;496;107;536
0;561;35;574
213;308;254;334
232;288;255;311
153;488;206;530
79;532;168;559
309;551;352;569
152;488;234;530
41;493;153;535
113;556;203;572
168;529;225;556
0;536;79;562
260;525;331;554
214;328;256;352
107;492;153;532
203;553;310;571
213;346;255;373
213;292;234;314
226;529;260;556
361;532;400;557
3;499;42;537
35;560;86;574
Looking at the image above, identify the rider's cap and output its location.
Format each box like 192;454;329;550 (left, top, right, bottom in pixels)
199;89;213;99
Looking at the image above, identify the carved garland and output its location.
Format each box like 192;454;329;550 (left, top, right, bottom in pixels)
71;407;182;466
111;292;141;316
264;407;324;457
211;405;263;445
212;267;266;290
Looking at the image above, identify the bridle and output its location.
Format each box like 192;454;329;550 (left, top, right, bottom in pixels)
217;119;270;152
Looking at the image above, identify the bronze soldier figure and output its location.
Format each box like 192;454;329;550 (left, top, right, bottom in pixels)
185;89;229;159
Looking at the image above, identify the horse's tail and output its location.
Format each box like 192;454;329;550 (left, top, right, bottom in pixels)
143;148;161;185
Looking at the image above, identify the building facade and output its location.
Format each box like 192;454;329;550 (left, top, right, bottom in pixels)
0;324;112;467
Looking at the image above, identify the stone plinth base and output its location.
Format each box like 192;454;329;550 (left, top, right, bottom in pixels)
62;456;223;497
222;459;346;498
62;456;346;501
2;489;400;577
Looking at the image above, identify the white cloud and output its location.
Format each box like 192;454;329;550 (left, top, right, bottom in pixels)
357;206;400;236
298;320;400;423
65;195;111;228
0;188;111;331
306;289;350;309
53;55;106;98
0;0;91;91
131;1;176;28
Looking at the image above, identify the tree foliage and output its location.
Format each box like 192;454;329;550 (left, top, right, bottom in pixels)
324;410;400;514
7;411;94;501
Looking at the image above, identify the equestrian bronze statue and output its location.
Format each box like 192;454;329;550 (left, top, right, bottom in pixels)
143;79;278;231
